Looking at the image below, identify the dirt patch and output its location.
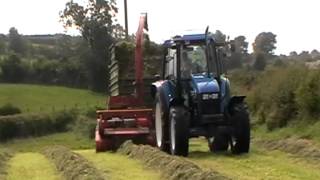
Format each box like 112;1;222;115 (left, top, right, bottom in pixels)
256;138;320;163
42;146;105;180
0;150;13;179
118;141;229;180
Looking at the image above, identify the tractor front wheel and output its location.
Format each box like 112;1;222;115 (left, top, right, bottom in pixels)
231;103;250;154
169;106;190;156
154;94;170;153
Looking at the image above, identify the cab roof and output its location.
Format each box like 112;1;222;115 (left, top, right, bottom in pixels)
163;33;215;48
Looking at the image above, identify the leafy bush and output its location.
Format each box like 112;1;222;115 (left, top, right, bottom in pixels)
72;115;96;139
295;70;320;118
247;66;307;130
0;103;21;116
0;111;76;141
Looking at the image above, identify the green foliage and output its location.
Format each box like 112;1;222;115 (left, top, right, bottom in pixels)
295;70;320;118
72;115;96;139
8;27;28;55
253;53;266;71
0;111;76;141
253;32;277;55
0;103;21;116
0;53;26;82
247;66;320;130
60;0;118;92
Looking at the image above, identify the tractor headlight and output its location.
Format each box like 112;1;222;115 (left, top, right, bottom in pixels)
202;93;218;100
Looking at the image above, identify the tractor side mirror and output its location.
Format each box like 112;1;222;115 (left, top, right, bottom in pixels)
229;40;236;52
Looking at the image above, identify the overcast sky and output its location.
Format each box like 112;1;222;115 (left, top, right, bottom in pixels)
0;0;319;55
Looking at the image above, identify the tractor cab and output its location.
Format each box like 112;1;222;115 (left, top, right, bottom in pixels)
151;30;250;156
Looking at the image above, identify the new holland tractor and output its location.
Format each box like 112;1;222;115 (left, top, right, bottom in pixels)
151;28;250;156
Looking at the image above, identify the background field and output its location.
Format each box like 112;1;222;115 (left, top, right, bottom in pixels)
0;84;106;113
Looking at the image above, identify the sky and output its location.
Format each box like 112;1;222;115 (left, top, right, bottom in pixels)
0;0;319;55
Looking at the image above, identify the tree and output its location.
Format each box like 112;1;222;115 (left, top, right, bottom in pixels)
60;0;118;92
213;30;226;43
0;54;26;82
226;36;249;69
234;36;248;54
112;24;126;40
252;32;277;56
310;49;320;59
253;53;266;71
8;27;27;55
0;34;6;54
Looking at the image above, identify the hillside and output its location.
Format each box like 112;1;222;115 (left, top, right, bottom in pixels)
0;83;106;112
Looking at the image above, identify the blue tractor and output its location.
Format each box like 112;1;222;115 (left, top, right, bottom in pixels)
151;29;250;156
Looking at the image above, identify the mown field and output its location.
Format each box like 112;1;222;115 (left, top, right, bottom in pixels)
0;83;105;112
1;83;320;179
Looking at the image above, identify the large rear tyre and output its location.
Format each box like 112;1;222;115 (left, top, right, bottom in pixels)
154;94;170;153
169;106;190;156
231;103;250;154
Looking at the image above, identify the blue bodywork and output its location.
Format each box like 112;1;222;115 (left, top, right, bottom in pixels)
153;32;231;123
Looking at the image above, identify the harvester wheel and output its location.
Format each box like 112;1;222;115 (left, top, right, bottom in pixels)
231;103;250;154
169;106;190;156
154;94;170;153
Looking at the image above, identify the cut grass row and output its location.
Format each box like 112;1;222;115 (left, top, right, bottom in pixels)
42;146;105;180
0;149;13;179
118;141;228;180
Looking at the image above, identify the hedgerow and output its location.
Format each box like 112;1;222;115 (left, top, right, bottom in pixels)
0;110;76;141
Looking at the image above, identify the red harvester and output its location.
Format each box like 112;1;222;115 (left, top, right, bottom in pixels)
95;14;156;152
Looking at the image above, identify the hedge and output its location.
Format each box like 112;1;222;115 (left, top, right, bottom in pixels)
0;111;76;141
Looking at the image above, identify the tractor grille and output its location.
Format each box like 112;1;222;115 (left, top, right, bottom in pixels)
200;99;220;115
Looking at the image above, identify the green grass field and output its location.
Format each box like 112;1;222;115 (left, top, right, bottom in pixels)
189;138;320;180
0;83;106;112
1;132;94;152
6;153;61;180
78;150;161;180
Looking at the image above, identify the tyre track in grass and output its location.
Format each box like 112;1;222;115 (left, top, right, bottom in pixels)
188;138;320;180
6;152;61;180
77;150;162;180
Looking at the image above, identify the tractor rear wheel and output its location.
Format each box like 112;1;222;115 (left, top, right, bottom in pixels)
169;106;189;156
231;103;250;154
154;94;170;153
